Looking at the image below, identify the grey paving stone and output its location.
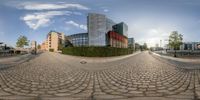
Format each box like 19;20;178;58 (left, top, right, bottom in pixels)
0;51;198;100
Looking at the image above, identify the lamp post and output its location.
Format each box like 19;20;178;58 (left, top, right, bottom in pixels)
34;41;37;55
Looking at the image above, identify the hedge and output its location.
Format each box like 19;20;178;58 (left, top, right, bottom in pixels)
62;47;134;57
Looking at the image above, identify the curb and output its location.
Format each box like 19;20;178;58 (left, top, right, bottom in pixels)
150;51;200;63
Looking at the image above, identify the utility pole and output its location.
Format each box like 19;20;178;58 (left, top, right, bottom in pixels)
34;41;37;55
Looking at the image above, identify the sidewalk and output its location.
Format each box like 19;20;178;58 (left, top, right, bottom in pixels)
55;51;141;63
151;51;200;63
79;51;141;63
0;54;33;69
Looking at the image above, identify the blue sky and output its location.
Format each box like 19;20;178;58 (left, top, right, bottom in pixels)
0;0;200;47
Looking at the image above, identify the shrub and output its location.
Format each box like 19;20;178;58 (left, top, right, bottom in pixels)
62;47;134;57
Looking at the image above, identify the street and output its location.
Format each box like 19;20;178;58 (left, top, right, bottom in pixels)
0;51;200;100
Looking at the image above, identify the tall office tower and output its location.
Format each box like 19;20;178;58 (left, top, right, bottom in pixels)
87;13;115;46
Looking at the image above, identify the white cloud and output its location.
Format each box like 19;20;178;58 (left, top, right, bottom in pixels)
103;9;109;12
129;25;171;47
73;12;82;15
8;1;86;30
66;20;87;30
80;25;87;30
127;18;178;47
17;2;89;10
21;11;72;30
66;21;79;27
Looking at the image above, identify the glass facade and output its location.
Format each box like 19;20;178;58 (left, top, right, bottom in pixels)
88;13;107;46
67;33;88;47
128;38;135;49
107;31;128;48
112;22;128;37
87;13;129;47
180;42;200;50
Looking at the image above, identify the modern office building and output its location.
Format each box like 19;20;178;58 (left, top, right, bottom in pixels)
180;42;200;50
112;22;128;37
87;13;129;47
107;31;128;48
46;31;65;52
41;13;131;50
128;38;135;49
87;13;116;46
66;33;89;47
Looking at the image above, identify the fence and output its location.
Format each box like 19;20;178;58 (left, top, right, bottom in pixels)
154;50;200;56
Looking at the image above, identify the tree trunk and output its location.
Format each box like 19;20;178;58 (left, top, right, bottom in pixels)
174;49;177;57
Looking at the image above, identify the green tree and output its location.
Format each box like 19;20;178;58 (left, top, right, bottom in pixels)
143;43;148;50
168;31;183;57
16;35;29;48
135;43;140;51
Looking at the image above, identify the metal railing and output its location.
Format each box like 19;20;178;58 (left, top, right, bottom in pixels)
0;50;29;57
154;50;200;56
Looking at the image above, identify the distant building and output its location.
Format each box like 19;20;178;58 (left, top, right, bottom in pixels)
156;44;159;48
40;41;46;51
40;40;49;51
31;41;37;50
180;42;200;50
135;43;140;50
66;33;89;47
128;38;135;49
150;47;163;51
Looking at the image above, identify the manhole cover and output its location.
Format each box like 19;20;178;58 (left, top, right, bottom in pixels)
80;59;87;64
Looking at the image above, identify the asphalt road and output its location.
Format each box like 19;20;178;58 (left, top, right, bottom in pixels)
0;51;200;100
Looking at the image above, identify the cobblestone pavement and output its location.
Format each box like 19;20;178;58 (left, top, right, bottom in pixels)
0;51;200;100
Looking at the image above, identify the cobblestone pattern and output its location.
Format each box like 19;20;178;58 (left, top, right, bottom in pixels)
0;52;199;100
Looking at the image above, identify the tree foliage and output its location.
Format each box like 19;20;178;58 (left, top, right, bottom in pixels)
143;43;148;50
169;31;183;50
16;35;29;48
